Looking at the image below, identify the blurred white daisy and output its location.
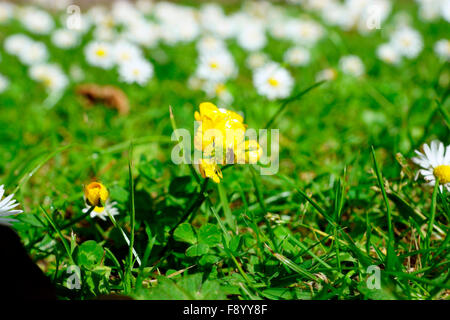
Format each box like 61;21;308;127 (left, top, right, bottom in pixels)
196;50;237;82
20;7;54;35
377;43;402;65
196;36;227;55
119;58;154;85
237;23;267;52
434;39;450;61
113;41;143;66
4;34;32;55
253;62;294;100
284;46;311;67
199;3;234;38
84;41;115;69
124;19;159;48
187;75;205;91
391;27;423;59
0;185;23;225
316;68;338;82
202;82;234;106
246;52;269;70
412;140;450;192
285;19;324;47
416;0;442;21
0;1;14;24
83;200;119;221
18;41;49;66
339;55;365;77
111;0;142;25
93;25;117;42
443;0;450;22
0;73;9;93
29;63;68;92
51;29;80;49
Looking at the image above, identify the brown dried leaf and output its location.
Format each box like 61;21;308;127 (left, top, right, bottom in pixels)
76;84;130;115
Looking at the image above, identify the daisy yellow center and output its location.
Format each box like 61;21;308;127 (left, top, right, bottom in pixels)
401;38;411;47
42;77;53;87
210;61;219;69
433;165;450;184
96;48;106;57
94;206;105;213
268;77;279;87
133;69;140;76
215;83;226;95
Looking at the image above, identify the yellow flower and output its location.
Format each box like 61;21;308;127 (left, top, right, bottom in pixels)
194;102;246;155
84;182;109;208
235;140;263;164
193;102;263;183
198;158;223;183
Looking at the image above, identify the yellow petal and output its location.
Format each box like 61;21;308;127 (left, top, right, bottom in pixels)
85;182;109;207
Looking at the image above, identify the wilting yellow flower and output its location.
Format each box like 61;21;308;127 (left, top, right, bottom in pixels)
84;182;109;208
198;158;223;184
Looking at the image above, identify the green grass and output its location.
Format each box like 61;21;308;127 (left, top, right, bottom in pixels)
0;1;449;300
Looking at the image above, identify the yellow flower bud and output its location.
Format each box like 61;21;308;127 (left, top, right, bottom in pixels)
84;182;109;208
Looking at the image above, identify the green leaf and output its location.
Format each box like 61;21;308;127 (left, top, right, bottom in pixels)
186;243;209;257
173;222;197;244
229;235;241;254
134;274;226;300
199;254;221;266
109;185;129;203
76;240;104;268
17;213;45;228
198;223;221;246
138;158;164;181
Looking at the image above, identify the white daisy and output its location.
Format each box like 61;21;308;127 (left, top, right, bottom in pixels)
18;41;49;66
246;52;269;70
118;58;154;85
196;50;237;82
29;63;68;92
339;55;365;77
285;19;324;47
434;39;450;61
412;140;450;192
0;2;14;24
0;185;23;225
84;41;115;69
443;0;450;22
196;36;227;55
253;62;294;100
113;41;143;66
202;82;234;106
4;34;32;55
377;43;402;65
315;68;338;82
237;23;267;52
83;200;119;221
284;46;311;67
20;7;54;35
51;29;80;49
391;27;423;59
125;20;159;48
